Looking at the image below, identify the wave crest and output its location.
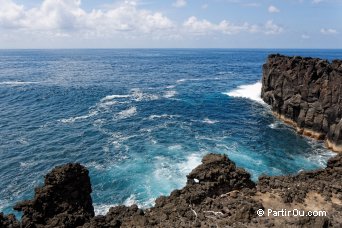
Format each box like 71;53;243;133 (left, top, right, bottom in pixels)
224;81;264;103
115;106;137;120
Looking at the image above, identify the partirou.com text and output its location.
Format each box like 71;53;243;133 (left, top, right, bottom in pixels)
256;208;327;217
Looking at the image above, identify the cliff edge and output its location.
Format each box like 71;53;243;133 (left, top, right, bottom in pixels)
1;153;342;227
261;54;342;152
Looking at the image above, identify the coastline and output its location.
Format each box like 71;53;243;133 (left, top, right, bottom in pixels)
325;139;342;153
273;112;340;152
1;153;341;227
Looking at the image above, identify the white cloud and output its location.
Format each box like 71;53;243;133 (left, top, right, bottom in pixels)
264;20;284;35
320;28;338;35
0;0;286;47
0;0;175;37
173;0;187;8
268;5;280;13
0;0;25;28
183;16;252;35
183;17;213;34
183;17;283;36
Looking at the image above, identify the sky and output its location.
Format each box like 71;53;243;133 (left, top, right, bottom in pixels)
0;0;341;48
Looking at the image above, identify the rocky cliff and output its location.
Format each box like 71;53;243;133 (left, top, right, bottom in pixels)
13;163;94;228
1;153;342;227
261;54;342;152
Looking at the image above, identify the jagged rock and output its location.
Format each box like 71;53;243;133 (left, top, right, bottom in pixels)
83;154;259;227
261;54;342;152
0;213;20;228
1;153;342;227
14;163;94;228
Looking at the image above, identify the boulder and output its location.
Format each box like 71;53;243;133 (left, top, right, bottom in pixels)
14;163;94;228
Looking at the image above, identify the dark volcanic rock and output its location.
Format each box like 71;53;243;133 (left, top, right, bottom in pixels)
258;153;342;204
14;163;94;228
0;213;20;228
1;154;342;227
84;154;259;227
185;153;256;202
0;154;342;228
84;153;342;227
261;54;342;152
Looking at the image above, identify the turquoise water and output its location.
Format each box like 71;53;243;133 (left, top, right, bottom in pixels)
0;49;339;216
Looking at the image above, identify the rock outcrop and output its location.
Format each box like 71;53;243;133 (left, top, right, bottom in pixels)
14;163;94;228
2;153;342;227
0;213;20;228
261;54;342;152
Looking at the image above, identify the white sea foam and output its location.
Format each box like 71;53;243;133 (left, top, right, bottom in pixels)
60;110;98;123
163;90;177;98
195;135;230;142
224;81;264;104
125;194;156;208
268;121;286;129
18;137;29;145
268;123;279;129
101;90;159;103
131;89;159;101
85;161;106;170
98;95;131;109
0;81;39;86
115;106;137;120
100;94;130;102
153;156;174;180
176;79;187;83
124;194;138;206
306;140;335;166
98;100;119;109
152;153;202;187
202;118;219;124
19;160;41;168
168;144;182;150
176;78;206;83
297;169;304;173
148;114;179;120
93;119;105;127
61;90;158;124
178;153;202;176
94;203;118;216
109;132;140;148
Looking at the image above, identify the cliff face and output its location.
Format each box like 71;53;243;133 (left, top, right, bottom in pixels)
2;153;342;227
261;54;342;152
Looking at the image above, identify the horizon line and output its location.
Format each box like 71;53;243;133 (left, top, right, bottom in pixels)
0;47;342;50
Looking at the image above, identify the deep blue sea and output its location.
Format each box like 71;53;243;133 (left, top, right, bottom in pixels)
0;49;340;216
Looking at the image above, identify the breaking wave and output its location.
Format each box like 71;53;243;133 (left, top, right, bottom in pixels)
115;106;137;120
224;81;264;104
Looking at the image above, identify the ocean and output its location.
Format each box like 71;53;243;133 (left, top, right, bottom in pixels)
0;49;340;216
